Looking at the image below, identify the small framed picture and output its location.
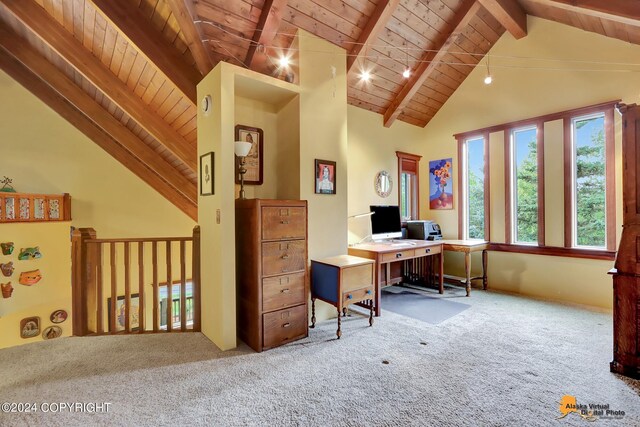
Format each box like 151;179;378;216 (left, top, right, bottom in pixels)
315;159;337;195
50;309;68;324
107;294;140;332
20;316;40;339
200;152;214;196
235;125;263;185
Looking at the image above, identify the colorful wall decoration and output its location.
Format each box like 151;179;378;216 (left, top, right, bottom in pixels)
429;158;454;210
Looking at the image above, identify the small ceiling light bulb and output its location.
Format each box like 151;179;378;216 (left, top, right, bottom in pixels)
278;56;290;68
402;68;411;78
360;70;371;81
484;74;493;85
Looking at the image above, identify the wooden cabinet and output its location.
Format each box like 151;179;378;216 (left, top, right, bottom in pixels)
236;199;308;352
611;104;640;378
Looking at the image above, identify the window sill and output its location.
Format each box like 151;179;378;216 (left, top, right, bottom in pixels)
488;243;616;261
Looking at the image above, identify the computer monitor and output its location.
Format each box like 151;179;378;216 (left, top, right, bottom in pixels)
370;205;402;241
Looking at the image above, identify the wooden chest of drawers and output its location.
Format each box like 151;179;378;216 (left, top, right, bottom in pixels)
236;199;308;352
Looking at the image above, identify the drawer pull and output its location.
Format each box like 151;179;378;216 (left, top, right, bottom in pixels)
282;254;289;259
395;253;403;258
425;248;431;253
280;220;290;224
281;288;290;294
347;294;353;299
366;290;372;295
282;323;291;328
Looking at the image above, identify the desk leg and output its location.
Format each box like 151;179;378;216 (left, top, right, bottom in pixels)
373;261;381;317
336;307;342;339
311;298;316;328
464;252;471;297
482;249;488;290
439;252;444;294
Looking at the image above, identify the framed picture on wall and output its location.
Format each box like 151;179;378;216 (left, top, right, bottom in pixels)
429;158;453;210
107;294;140;332
315;159;336;194
235;125;263;185
200;152;214;196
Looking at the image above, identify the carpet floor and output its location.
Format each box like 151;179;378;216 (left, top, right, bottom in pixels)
381;285;470;324
1;288;639;427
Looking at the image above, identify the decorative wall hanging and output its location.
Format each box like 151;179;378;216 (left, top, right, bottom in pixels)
18;247;42;260
0;193;70;223
374;170;393;198
1;262;14;277
19;269;42;286
107;294;140;332
20;316;40;339
0;176;16;193
1;282;13;299
429;158;454;210
315;159;337;195
42;326;62;340
235;125;264;185
50;309;68;324
199;152;214;196
1;242;14;255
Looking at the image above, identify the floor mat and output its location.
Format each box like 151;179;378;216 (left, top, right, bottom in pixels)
380;288;471;324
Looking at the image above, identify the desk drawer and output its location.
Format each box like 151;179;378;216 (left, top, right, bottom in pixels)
381;249;415;262
261;207;306;240
262;241;306;276
413;246;441;256
342;286;374;306
262;272;306;312
263;305;307;349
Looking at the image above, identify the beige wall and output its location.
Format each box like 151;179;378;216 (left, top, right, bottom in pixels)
0;70;195;348
421;16;640;309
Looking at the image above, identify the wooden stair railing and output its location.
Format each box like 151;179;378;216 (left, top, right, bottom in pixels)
71;226;201;336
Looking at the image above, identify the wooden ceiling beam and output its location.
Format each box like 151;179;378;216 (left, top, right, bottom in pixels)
347;0;400;73
528;0;640;26
245;0;289;71
477;0;527;39
383;0;481;128
0;24;198;209
0;53;197;220
0;0;196;172
87;0;200;103
166;0;214;75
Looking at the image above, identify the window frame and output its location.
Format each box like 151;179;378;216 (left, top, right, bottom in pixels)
563;108;616;251
396;151;422;222
505;122;545;246
456;132;490;240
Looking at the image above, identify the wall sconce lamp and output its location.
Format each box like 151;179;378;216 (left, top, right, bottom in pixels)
234;141;252;199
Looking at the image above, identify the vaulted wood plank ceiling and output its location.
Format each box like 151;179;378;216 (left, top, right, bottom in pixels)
0;0;637;217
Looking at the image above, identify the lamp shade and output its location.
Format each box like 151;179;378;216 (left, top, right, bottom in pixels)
234;141;252;157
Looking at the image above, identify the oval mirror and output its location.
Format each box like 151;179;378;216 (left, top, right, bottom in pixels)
374;170;393;198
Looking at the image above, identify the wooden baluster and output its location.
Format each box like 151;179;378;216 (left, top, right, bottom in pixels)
138;241;145;333
152;241;159;332
124;242;131;332
96;243;103;334
166;240;172;332
109;242;117;334
192;226;201;332
180;240;187;331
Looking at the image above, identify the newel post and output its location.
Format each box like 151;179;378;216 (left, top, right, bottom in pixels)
71;227;97;336
192;225;201;332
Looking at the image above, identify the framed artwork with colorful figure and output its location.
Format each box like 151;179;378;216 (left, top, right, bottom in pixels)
429;158;453;210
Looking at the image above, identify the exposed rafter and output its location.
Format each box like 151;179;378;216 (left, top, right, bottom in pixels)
478;0;528;39
0;24;197;210
0;52;197;220
383;0;481;128
166;0;214;76
245;0;289;71
347;0;400;73
0;0;196;172
87;0;200;103
528;0;640;26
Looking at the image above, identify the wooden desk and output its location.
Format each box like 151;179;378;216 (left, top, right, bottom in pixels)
348;240;443;317
440;240;489;297
310;255;375;339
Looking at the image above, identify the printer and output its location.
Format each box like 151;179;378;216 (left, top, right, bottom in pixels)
406;220;442;240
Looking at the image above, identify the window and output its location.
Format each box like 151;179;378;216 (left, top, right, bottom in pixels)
565;110;615;250
458;135;489;240
509;126;540;244
396;151;421;221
